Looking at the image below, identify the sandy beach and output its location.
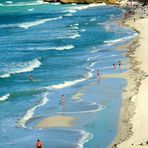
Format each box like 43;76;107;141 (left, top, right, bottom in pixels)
112;6;148;148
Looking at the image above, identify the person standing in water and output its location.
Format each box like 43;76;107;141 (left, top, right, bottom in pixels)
36;139;42;148
118;60;122;70
113;63;116;71
96;69;100;78
61;95;65;113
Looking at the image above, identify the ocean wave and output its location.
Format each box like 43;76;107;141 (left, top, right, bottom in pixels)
29;45;74;51
6;1;13;4
0;58;41;78
69;33;81;39
17;92;49;128
64;13;73;16
80;29;86;32
85;69;94;78
45;78;86;90
0;16;62;29
87;55;100;62
90;18;96;22
71;26;79;30
63;3;106;14
90;61;98;67
42;45;74;51
28;8;34;12
90;49;99;53
18;16;62;29
0;0;45;7
104;33;138;45
77;130;93;148
0;93;10;101
58;33;80;39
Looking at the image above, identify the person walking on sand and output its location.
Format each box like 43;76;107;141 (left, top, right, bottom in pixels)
36;139;42;148
113;63;116;71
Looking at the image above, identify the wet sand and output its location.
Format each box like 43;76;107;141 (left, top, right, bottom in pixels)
36;116;76;128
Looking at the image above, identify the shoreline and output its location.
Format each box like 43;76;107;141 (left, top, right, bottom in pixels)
111;6;148;148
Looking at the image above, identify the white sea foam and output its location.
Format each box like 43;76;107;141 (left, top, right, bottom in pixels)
64;13;73;16
57;104;105;114
87;55;100;62
1;1;45;7
6;1;13;4
77;130;93;148
40;45;74;51
0;93;10;101
104;33;138;45
57;32;80;39
28;8;34;12
72;3;106;12
90;61;98;67
90;18;96;22
72;26;79;30
63;3;106;14
74;23;79;26
18;16;62;29
80;29;86;32
0;16;62;29
0;58;41;78
69;33;81;39
45;78;86;90
86;69;94;78
17;92;49;128
91;49;99;53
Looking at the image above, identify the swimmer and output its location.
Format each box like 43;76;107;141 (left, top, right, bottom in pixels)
29;75;33;81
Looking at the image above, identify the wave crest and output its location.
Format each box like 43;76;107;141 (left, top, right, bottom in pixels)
0;58;41;78
17;92;49;128
0;93;10;101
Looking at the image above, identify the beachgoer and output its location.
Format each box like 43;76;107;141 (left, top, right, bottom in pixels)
36;139;42;148
29;75;33;81
118;60;122;69
96;69;100;78
61;95;65;105
113;63;116;71
61;95;65;113
134;18;136;22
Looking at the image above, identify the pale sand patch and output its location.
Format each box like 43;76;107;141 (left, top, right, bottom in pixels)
72;92;84;100
36;116;76;128
102;72;128;79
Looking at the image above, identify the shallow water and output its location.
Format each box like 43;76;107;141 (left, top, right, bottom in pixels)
0;1;137;147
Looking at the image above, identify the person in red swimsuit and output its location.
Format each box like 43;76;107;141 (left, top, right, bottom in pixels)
36;139;42;148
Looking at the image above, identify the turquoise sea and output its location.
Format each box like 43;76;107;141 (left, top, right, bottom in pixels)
0;1;138;148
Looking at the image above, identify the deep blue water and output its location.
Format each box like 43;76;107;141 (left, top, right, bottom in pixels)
0;1;137;148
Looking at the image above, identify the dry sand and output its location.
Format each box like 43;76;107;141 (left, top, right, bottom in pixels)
36;116;76;128
111;7;148;148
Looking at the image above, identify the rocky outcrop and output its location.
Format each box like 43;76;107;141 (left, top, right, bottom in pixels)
44;0;119;4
